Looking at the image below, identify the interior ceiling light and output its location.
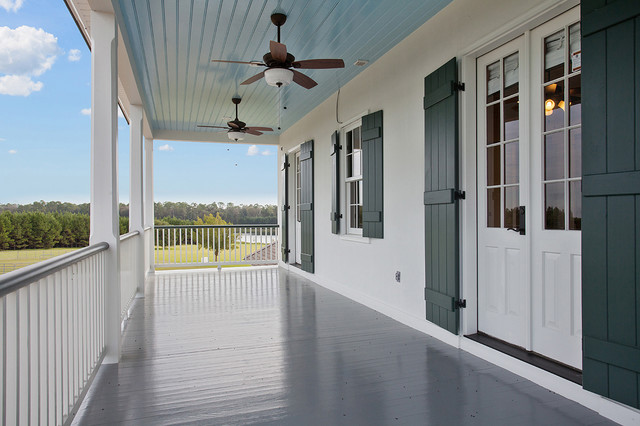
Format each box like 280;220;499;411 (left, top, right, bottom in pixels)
228;130;245;141
544;98;555;116
264;68;294;87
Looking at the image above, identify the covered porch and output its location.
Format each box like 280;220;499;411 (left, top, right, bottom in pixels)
72;267;612;425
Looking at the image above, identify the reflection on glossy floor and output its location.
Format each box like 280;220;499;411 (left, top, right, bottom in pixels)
72;267;613;425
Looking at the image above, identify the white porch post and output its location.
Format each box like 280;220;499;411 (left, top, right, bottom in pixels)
129;104;145;296
144;138;155;273
89;9;120;364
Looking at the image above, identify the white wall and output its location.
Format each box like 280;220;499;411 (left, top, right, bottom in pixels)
278;0;568;322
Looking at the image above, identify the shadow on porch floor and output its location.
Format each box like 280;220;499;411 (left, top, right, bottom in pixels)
72;267;614;425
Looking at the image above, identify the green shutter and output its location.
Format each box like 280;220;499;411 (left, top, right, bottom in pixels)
362;110;383;238
300;140;314;273
331;131;341;234
280;153;290;262
423;57;461;335
582;0;640;409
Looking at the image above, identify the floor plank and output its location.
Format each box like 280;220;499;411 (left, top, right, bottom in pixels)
71;267;615;425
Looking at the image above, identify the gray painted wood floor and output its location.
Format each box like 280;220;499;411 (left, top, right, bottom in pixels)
72;267;615;425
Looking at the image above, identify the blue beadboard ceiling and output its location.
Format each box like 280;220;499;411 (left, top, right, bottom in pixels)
113;0;451;140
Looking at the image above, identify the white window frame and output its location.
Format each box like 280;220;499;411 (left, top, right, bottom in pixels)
342;117;364;236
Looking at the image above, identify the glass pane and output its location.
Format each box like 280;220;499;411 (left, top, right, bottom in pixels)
487;61;500;103
353;150;362;177
544;30;565;82
503;52;519;97
569;23;581;73
346;153;353;178
350;206;358;229
353;127;361;150
504;186;519;229
569;74;581;126
544;132;564;180
487;146;501;186
544;81;565;131
350;181;359;204
569;128;582;178
545;182;565;230
487;188;501;228
357;205;362;228
504;96;519;140
346;130;353;154
569;180;582;230
487;103;500;144
504;141;519;184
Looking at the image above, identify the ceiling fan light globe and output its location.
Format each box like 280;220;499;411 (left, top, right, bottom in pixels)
228;130;245;141
264;68;293;87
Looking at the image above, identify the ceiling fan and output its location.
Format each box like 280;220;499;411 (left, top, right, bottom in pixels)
211;13;345;89
197;97;273;141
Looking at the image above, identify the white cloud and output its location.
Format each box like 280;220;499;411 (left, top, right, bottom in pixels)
261;150;272;156
247;145;259;156
158;144;174;152
0;0;24;12
0;26;59;76
80;108;91;116
67;49;81;62
0;74;42;96
0;138;5;142
8;149;17;154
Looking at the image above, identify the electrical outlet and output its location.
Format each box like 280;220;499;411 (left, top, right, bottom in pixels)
395;271;401;283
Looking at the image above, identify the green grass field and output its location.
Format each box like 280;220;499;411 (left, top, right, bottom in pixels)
0;241;276;275
154;242;269;268
0;247;81;274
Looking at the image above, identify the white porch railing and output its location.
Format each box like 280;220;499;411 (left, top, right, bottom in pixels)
0;242;109;426
154;225;279;268
119;231;139;322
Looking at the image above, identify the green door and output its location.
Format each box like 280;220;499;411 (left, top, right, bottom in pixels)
423;58;463;334
582;0;640;408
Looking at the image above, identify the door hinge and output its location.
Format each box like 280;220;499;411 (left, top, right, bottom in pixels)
454;190;466;200
455;299;467;309
453;81;465;92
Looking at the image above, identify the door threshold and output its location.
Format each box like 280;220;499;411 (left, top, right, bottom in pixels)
465;332;582;385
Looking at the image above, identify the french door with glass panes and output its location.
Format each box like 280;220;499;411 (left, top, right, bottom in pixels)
477;7;582;369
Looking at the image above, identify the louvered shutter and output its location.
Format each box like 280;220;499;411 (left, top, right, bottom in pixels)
361;111;384;238
300;140;314;273
423;58;462;334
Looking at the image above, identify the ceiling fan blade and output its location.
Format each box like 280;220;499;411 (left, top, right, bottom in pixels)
240;71;266;85
270;40;288;63
292;70;318;89
197;125;229;129
246;126;273;132
245;129;264;136
292;59;345;69
211;60;265;67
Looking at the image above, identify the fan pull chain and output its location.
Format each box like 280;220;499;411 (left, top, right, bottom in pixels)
278;88;282;130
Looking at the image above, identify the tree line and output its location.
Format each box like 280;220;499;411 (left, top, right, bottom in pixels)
0;201;277;250
0;201;277;224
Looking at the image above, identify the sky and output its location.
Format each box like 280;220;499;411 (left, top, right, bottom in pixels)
0;0;277;206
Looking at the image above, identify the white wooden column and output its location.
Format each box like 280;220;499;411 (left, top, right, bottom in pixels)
129;104;145;296
89;9;120;364
144;138;154;272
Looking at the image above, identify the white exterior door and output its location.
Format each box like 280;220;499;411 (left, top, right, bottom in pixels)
476;7;582;369
477;36;530;350
530;8;582;369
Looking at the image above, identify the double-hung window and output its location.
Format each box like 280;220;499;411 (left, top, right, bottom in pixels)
344;120;363;235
